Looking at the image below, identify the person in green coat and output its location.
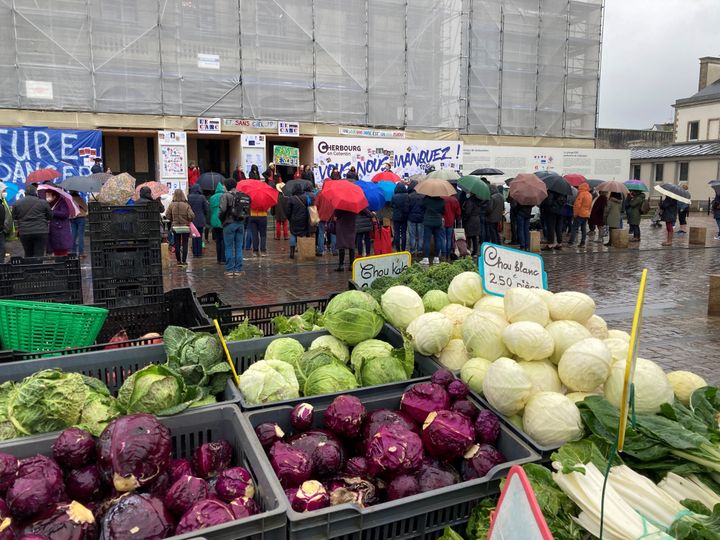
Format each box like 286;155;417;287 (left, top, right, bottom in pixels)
603;192;622;247
209;182;226;264
626;191;645;242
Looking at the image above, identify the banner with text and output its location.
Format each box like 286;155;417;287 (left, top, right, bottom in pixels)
0;127;102;203
463;145;631;181
313;137;463;181
274;145;300;167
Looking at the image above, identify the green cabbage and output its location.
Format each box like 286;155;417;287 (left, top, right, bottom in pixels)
265;337;305;365
322;291;384;345
117;364;189;416
304;363;358;396
309;335;349;363
359;354;409;386
350;339;393;375
298;348;343;387
239;360;300;405
0;382;18;440
422;290;450;312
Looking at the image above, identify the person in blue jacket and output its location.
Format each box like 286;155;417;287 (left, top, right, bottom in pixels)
391;182;411;251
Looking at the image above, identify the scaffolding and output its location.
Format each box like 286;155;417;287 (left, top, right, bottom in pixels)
0;0;603;138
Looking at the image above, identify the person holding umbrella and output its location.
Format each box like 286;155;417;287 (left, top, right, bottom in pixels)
461;193;484;256
541;190;566;251
589;192;608;241
166;189;195;267
712;190;720;240
11;185;53;257
676;184;690;235
485;185;504;245
0;183;13;263
569;182;592;248
392;181;411;251
334;209;357;271
626;189;646;242
188;184;208;258
420;195;445;264
69;191;88;256
286;183;313;259
209;182;227;264
659;195;678;246
603;193;623;247
45;188;73;256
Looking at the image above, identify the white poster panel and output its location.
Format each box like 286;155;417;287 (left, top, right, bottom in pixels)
243;148;266;177
463;145;631;181
158;131;187;189
312;137;463;181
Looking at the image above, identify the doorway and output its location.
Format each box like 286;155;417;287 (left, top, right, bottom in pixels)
196;138;230;177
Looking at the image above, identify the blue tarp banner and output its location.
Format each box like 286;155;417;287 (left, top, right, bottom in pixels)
0;127;103;203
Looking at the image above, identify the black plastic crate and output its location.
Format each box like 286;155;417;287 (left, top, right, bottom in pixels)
197;292;233;324
95;303;168;343
88;202;162;241
90;239;163;280
92;274;164;309
0;256;82;304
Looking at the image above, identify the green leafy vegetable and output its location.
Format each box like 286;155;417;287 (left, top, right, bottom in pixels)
117;364;190;416
225;319;264;341
437;527;464;540
238;359;300;405
304;363;358;396
466;499;495;540
670;503;720;539
272;308;323;335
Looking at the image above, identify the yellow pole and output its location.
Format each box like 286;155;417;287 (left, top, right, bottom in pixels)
214;319;240;387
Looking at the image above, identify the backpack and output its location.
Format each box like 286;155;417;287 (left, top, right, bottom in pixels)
640;198;651;214
230;192;251;222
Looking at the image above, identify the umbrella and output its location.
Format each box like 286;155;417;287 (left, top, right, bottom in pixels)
37;184;80;218
236;180;279;211
98;172;136;205
415;178;456;197
563;173;587;187
624;180;649;193
316;180;369;221
407;173;426;183
567;186;579;205
533;170;555;179
470;168;504;176
426;169;460;181
26;168;61;184
282;179;313;196
376;180;397;202
59;173;111;193
198;172;225;191
586;179;604;189
708;180;720;187
457;175;491;200
655;183;691;204
356;181;386;212
372;170;402;183
596;180;629;195
134;181;169;200
508;173;548;206
539;173;573;197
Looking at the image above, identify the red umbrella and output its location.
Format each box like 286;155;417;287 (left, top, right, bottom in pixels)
372;170;402;183
26;168;61;184
563;173;587;187
36;184;80;218
316;180;368;221
235;180;279;211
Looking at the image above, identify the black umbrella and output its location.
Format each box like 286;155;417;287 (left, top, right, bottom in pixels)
586;179;604;189
198;172;225;191
655;183;691;204
470;168;504;176
283;179;312;196
58;173;111;193
539;173;573;197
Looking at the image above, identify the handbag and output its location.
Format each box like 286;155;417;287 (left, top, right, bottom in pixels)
189;223;201;238
172;225;190;234
297;236;316;262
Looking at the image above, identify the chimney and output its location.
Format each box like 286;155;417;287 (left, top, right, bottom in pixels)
699;56;720;91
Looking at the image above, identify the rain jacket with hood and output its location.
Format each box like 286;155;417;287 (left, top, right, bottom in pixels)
626;192;645;226
47;196;73;252
11;188;52;236
392;183;411;222
286;185;313;237
573;183;592;218
486;186;504;224
442;195;461;228
589;194;607;227
209;182;226;229
134;187;155;205
461;195;484;237
604;194;622;229
659;196;678;223
188;184;209;229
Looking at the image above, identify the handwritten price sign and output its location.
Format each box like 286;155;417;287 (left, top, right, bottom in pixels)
479;243;547;296
352;252;411;289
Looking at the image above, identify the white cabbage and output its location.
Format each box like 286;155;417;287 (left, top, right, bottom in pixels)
406;312;453;356
585;315;609;339
667;371;707;405
422;290;450;312
604;338;630;365
381;285;425;331
502;321;554;361
462;311;509;361
518;360;562;395
437;339;470;370
532;288;555;307
523;392;583;447
447;272;484;306
545;320;592;364
440;304;474;340
504;288;550;326
473;295;506;318
604;357;675;414
548;291;596;323
557;338;612;392
460;357;493;394
607;329;631;342
482;357;533;416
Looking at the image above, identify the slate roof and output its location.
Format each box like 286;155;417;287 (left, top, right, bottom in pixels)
675;79;720;106
631;142;720;160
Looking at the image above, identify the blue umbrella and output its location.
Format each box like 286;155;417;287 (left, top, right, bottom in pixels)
357;181;386;211
376;181;396;202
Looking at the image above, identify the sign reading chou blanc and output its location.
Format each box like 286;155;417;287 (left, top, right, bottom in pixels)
479;243;547;296
352;252;412;289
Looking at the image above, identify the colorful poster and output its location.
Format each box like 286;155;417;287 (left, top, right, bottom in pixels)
0;127;102;203
243;148;265;177
274;145;300;167
158;131;187;181
312;137;463;180
197;118;221;134
278;121;300;136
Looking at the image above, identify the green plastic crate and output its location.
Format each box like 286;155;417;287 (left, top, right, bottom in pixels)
0;299;108;353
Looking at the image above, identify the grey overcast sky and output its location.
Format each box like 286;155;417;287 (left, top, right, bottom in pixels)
598;0;720;129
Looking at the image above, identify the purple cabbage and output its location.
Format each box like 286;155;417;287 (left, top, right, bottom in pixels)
168;459;193;483
421;410;475;460
192;440;233;479
228;497;259;519
366;424;423;477
291;480;329;513
7;477;57;519
175;499;235;535
447;380;469;401
386;474;420;501
288;430;346;478
100;494;173;540
461;444;507;481
146;471;171;499
269;443;313;488
22;501;96;540
284;488;297;510
451;399;479;420
290;403;314;432
327;477;378;507
97;414;171;492
66;465;103;503
323;396;366;439
164;475;209;516
0;500;12;540
215;467;255;502
362;409;418;447
19;536;47;540
52;428;96;470
0;452;18;494
431;369;455;388
342;457;368;477
400;383;450;424
416;458;460;493
254;423;285;451
474;410;501;445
